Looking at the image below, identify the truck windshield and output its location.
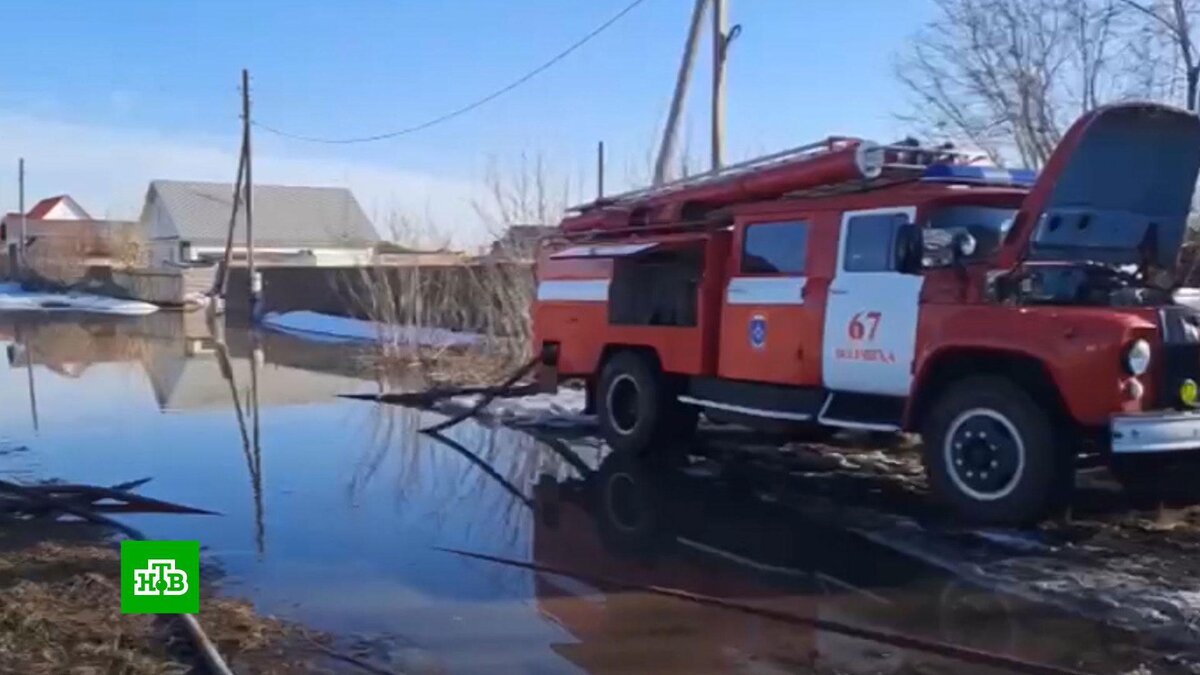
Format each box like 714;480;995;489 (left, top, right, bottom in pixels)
925;205;1018;261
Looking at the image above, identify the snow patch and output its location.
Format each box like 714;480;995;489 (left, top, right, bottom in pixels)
0;285;158;315
262;311;483;347
440;388;594;429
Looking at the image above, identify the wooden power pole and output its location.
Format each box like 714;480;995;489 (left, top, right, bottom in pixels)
654;0;710;186
211;142;246;300
710;0;728;171
241;68;258;318
16;158;25;280
597;141;606;199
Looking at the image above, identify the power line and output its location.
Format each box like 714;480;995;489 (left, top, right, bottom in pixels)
253;0;651;144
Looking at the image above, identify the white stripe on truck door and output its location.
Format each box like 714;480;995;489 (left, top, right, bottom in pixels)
726;276;806;305
536;279;610;302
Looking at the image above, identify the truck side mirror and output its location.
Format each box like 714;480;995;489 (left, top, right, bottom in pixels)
894;223;923;274
921;229;978;269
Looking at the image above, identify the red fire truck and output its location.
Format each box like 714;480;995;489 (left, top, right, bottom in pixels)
533;102;1200;524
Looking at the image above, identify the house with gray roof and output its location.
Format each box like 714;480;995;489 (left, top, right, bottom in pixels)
138;180;381;268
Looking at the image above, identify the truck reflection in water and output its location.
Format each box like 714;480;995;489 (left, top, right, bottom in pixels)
527;449;1156;674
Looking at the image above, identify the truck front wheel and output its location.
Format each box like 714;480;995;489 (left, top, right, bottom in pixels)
597;351;692;457
922;376;1065;525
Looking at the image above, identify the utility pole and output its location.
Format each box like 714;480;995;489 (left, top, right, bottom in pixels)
242;68;258;319
17;158;25;280
710;0;728;171
211;143;246;300
597;141;606;199
653;0;709;186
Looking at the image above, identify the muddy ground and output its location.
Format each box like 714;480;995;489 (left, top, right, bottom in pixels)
0;519;390;675
706;432;1200;660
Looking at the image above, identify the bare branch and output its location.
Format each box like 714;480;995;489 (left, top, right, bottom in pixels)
893;0;1171;167
1119;0;1184;33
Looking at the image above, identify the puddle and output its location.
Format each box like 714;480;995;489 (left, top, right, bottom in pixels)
0;313;1194;673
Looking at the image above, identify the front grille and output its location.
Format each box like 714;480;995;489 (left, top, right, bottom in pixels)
1158;307;1200;408
1160;306;1200;345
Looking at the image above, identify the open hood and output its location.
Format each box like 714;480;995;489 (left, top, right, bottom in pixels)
1000;103;1200;270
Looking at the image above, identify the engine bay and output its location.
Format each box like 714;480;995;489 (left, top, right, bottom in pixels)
991;261;1176;307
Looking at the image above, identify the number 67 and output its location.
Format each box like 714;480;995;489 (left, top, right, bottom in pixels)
848;311;881;341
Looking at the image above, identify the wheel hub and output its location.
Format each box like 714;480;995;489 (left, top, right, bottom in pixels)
945;410;1024;501
607;374;640;435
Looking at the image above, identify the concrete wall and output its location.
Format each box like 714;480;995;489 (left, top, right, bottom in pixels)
110;269;186;305
69;266;216;306
225;263;535;334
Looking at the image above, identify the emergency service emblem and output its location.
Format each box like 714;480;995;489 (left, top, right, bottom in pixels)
749;315;767;350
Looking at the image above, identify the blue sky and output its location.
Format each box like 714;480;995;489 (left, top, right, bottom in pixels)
0;0;936;245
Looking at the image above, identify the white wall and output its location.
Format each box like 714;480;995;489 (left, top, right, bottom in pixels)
42;198;89;220
309;248;374;267
139;192;177;241
140;188;182;268
189;246;374;267
150;240;179;268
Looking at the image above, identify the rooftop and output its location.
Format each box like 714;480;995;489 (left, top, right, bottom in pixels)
146;180;380;248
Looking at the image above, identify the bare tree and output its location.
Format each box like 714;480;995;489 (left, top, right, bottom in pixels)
1120;0;1200;111
1071;0;1124;110
108;224;147;269
473;152;574;238
896;0;1128;167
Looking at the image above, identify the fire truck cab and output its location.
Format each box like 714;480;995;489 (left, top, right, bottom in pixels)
534;103;1200;524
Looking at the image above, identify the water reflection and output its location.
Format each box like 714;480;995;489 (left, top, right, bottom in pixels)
528;451;1165;674
0;313;1190;673
211;323;265;557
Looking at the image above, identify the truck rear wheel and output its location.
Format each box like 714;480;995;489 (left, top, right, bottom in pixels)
597;351;692;457
922;376;1065;525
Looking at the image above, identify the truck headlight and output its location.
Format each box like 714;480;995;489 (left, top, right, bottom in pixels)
1124;339;1151;376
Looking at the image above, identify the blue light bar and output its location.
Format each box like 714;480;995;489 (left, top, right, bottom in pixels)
921;164;1037;188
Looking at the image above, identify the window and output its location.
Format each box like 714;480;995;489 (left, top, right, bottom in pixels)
844;213;909;272
741;221;808;274
609;247;701;327
926;205;1017;262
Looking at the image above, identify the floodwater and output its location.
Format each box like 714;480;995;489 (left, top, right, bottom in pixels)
0;313;1193;674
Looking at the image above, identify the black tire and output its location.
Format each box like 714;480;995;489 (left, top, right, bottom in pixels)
922;376;1067;525
596;351;693;456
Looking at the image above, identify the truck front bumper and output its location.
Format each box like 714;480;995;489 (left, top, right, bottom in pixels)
1111;411;1200;454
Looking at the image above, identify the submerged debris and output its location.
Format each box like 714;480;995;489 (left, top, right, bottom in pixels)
0;477;216;518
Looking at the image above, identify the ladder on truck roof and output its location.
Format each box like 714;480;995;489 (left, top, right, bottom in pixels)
570;136;976;212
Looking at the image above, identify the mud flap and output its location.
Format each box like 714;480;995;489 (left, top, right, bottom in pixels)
537;342;560;393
